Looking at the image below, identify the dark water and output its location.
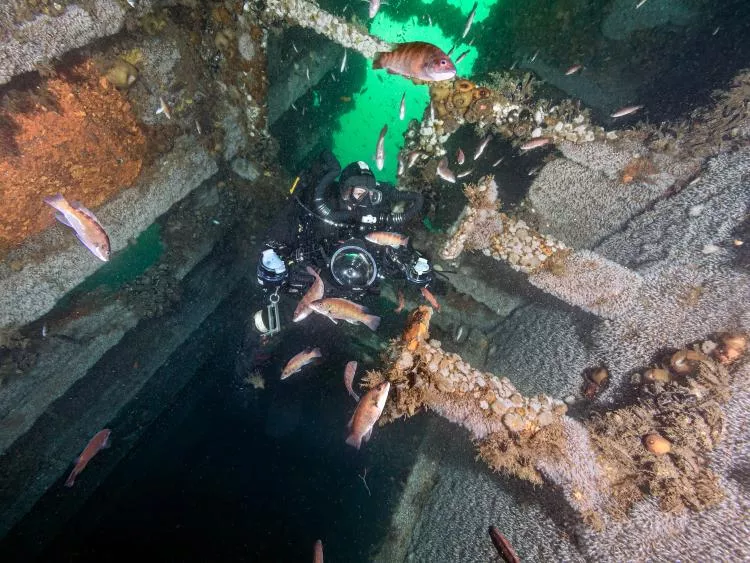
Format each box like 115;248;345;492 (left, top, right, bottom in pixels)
25;300;424;563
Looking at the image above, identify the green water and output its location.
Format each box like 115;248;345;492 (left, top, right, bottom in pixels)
331;0;496;183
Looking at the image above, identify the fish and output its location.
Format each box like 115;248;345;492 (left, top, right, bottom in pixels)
42;323;48;337
712;26;720;36
635;0;648;7
375;124;387;171
407;151;423;168
429;101;435;122
373;42;456;82
155;96;172;119
293;266;325;322
344;361;360;401
195;119;202;135
330;72;337;82
397;154;406;177
520;137;552;151
454;49;470;64
44;194;111;261
340;96;352;102
488;526;520;563
473;134;492;160
306;66;310;81
291;102;298;111
399;92;406;120
420;286;440;311
65;429;111;487
437;157;456;183
565;64;582;75
492;157;504;167
281;347;322;380
456;169;473;179
530;49;539;62
456;147;465;165
368;0;380;18
610;104;644;118
313;539;324;563
394;289;405;313
126;0;137;7
341;50;347;73
292;41;299;53
447;44;456;56
345;381;390;449
309;298;381;331
462;2;478;38
365;231;409;248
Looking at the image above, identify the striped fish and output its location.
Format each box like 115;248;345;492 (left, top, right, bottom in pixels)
373;42;456;82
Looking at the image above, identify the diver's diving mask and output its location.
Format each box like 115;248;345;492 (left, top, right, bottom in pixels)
342;185;383;207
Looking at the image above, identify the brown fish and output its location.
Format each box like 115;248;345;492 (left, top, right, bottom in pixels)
520;137;551;151
308;298;381;331
565;64;582;75
394;289;405;313
65;429;111;487
456;147;465;165
313;539;324;563
345;381;390;449
437;157;456;183
344;361;360;401
488;526;520;563
420;286;440;312
293;266;325;322
610;104;644;118
281;347;322;380
44;194;111;261
373;42;456;82
365;231;409;248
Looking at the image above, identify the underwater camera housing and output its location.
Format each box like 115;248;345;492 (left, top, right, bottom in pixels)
328;238;378;292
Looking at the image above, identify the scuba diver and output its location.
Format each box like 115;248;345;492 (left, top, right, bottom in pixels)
250;149;435;339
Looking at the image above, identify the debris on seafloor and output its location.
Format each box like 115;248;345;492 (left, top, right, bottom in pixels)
360;306;747;529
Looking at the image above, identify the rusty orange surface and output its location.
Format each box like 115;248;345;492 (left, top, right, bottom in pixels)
0;60;146;249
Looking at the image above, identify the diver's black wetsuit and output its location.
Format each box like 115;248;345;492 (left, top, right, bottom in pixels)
239;150;433;377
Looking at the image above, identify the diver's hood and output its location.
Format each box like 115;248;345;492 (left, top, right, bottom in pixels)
340;161;382;207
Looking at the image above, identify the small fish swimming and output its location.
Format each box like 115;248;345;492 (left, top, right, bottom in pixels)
306;66;310;81
341;50;347;73
330;72;338;82
44;194;111;261
399;92;406;120
420;286;440;311
462;2;478;38
373;42;456;82
397;154;406;176
429;101;435;122
195;119;202;135
492;157;504;167
42;323;47;338
473;134;492;160
520;137;552;151
565;64;582;75
456;147;465;165
530;49;539;62
293;266;325;322
456;169;473;179
155;96;172;119
281;347;322;380
394;289;405;313
309;298;381;331
488;526;520;563
610;104;644;118
344;361;360;401
635;0;648;8
65;429;111;487
368;0;381;18
407;151;423;168
313;539;324;563
345;381;390;449
291;102;298;111
454;49;470;64
292;41;300;54
437;157;456;183
365;231;409;248
375;124;387;171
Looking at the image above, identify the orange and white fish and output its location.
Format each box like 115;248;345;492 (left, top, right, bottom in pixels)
365;231;409;248
281;347;322;380
293;266;325;322
489;525;520;563
394;289;405;313
65;429;111;487
345;381;390;449
456;147;465;165
368;0;381;18
373;42;456;82
520;137;552;151
309;298;381;331
344;361;360;401
44;194;111;261
610;105;644;118
473;134;492;160
565;64;582;75
420;286;440;312
313;539;324;563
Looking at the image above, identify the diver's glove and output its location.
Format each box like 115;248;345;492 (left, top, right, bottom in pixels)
257;248;288;288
